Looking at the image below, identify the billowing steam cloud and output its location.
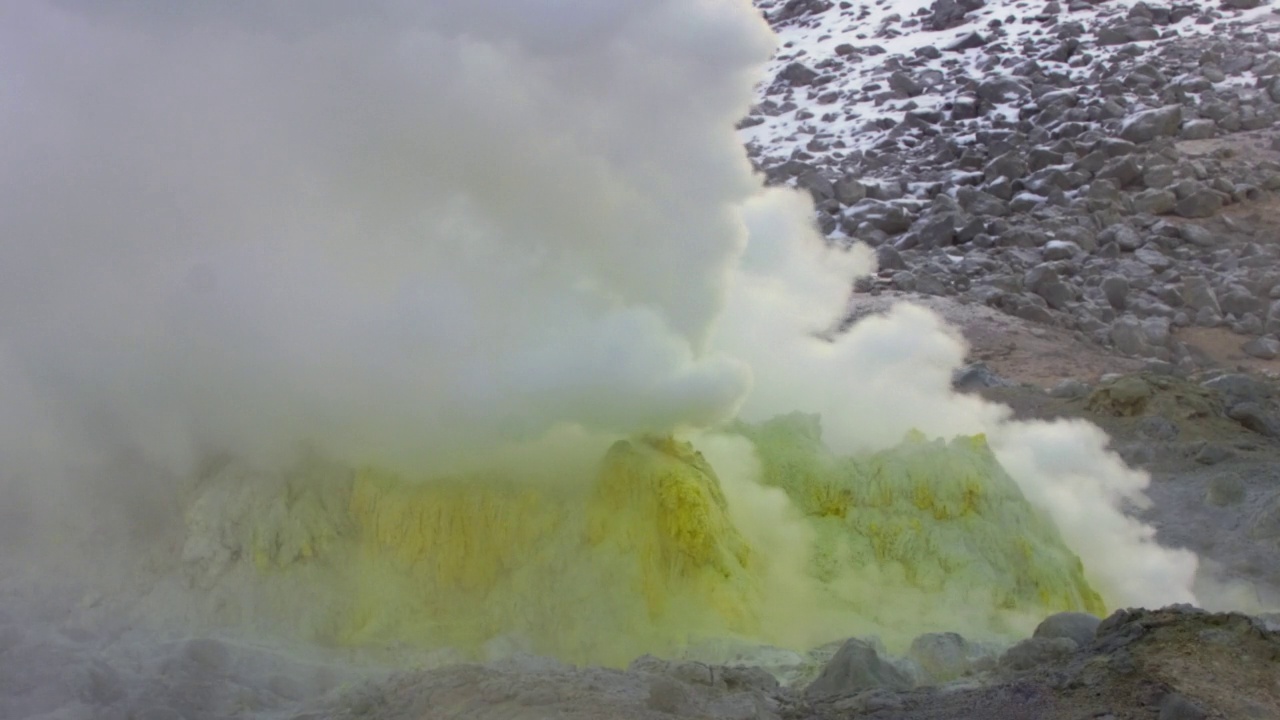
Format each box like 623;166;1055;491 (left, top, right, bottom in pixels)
0;0;775;475
0;0;1197;641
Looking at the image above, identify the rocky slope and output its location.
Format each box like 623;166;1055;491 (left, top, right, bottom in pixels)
743;0;1280;373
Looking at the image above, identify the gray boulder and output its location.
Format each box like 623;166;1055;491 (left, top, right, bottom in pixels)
1043;240;1082;261
1096;157;1142;187
889;71;925;97
1247;494;1280;541
1182;277;1221;315
1180;119;1217;140
1132;189;1176;214
1120;106;1183;143
1049;379;1090;399
1196;443;1235;467
1206;474;1246;506
1201;373;1269;407
1228;403;1280;437
907;633;980;683
1179;224;1216;247
985;151;1029;182
1220;289;1261;318
835;177;867;205
806;639;913;698
1176;189;1225;219
1102;275;1130;310
1111;317;1147;355
1033;612;1102;649
1266;298;1280;334
1243;337;1280;360
953;362;1011;391
998;637;1077;672
777;62;819;87
976;77;1029;104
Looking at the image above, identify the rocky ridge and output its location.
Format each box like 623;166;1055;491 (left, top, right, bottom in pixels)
743;0;1280;371
302;607;1279;719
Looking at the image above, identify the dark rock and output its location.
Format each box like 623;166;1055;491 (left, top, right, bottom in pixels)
953;362;1012;391
778;62;820;87
998;637;1076;672
797;172;835;202
1180;119;1216;140
1220;289;1262;318
1120;106;1183;144
1266;298;1280;335
1205;473;1245;504
926;0;987;30
1243;337;1280;360
806;639;913;698
889;71;925;97
1201;373;1268;407
1043;240;1082;261
1182;277;1221;315
1228;402;1280;437
1111;317;1147;356
1138;415;1179;441
946;32;989;51
1049;379;1090;399
952;96;980;119
985;151;1029;182
771;0;835;22
916;214;958;248
835;177;867;205
907;633;977;683
958;188;1010;216
1132;189;1176;214
1096;156;1142;187
1247;494;1280;540
1179;225;1216;247
1034;612;1102;648
977;77;1030;104
1196;443;1235;467
1102;275;1130;310
876;245;907;271
1175;189;1225;218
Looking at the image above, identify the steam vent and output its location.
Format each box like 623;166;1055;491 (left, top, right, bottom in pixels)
181;416;1102;667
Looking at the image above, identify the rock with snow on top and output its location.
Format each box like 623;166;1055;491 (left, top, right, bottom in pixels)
1120;106;1183;144
1043;240;1083;261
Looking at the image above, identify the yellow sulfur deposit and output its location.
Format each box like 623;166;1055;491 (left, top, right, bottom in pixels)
331;437;760;664
733;414;1105;628
181;419;1104;665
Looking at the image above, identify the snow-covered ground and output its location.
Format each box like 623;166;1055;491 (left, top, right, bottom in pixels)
741;0;1280;163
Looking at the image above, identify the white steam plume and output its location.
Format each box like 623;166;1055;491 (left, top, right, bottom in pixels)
0;0;1198;617
722;202;1199;609
0;0;774;477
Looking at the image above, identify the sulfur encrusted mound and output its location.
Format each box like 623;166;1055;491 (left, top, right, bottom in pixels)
338;436;760;665
734;414;1104;634
176;420;1103;666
